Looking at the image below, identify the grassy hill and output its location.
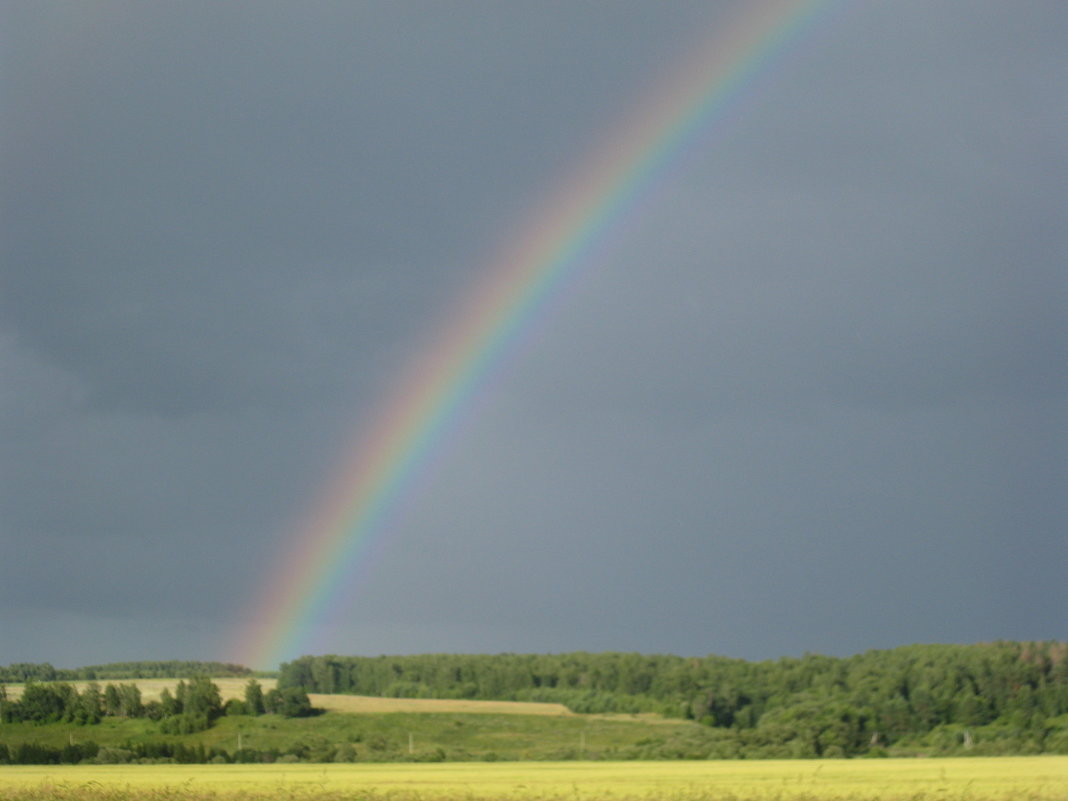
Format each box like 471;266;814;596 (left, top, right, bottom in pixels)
6;679;1051;763
2;677;708;762
0;702;712;763
5;643;1068;762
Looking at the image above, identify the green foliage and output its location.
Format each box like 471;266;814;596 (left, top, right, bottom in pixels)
245;679;266;715
0;661;252;682
158;678;224;733
0;677;224;733
115;683;143;718
264;686;314;718
2;641;1066;764
74;683;104;724
3;682;78;724
277;641;1068;757
5;698;1068;765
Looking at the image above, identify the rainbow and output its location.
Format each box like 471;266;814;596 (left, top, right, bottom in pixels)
234;0;831;670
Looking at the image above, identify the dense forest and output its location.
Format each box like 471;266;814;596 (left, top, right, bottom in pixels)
279;642;1068;757
0;661;252;682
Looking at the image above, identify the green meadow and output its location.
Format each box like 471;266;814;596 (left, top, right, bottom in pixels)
0;704;720;763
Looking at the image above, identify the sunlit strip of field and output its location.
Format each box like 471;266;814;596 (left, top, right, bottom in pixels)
304;693;670;720
308;693;577;716
1;757;1066;801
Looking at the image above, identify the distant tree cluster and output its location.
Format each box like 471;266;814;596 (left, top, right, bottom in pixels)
0;678;312;734
156;677;224;733
223;680;313;719
0;661;253;683
0;682;144;725
279;641;1068;757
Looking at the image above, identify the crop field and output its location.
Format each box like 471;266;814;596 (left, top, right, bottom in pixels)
1;757;1066;801
1;678;695;760
307;694;575;716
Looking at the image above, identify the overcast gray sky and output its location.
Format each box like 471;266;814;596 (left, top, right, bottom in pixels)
2;1;1065;670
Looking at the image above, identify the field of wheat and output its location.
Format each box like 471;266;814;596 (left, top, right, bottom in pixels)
1;756;1065;801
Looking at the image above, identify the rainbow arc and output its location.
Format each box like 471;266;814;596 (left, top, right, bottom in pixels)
233;0;831;670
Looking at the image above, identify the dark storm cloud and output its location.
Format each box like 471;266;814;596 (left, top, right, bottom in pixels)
1;1;715;415
1;0;1065;667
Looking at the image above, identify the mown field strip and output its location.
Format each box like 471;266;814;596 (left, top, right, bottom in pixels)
306;693;574;716
2;757;1066;800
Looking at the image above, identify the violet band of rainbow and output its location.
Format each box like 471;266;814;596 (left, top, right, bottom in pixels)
233;0;831;670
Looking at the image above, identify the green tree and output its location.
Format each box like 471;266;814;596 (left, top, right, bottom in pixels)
244;679;266;715
17;682;75;723
75;682;103;724
103;684;122;717
264;686;313;717
159;687;180;716
117;683;143;717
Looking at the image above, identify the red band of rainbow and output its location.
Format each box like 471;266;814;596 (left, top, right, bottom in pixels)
233;0;831;670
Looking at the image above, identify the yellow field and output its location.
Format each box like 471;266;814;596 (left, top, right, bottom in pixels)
306;693;575;716
1;757;1065;801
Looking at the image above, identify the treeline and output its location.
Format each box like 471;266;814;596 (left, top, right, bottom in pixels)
0;679;313;733
0;737;416;765
0;661;252;683
0;740;302;765
279;641;1068;757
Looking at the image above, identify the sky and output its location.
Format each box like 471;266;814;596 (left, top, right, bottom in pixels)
2;1;1066;671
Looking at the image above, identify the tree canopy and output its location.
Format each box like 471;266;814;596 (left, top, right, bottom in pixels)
278;641;1068;757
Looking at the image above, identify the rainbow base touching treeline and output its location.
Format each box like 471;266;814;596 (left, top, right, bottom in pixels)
232;0;832;671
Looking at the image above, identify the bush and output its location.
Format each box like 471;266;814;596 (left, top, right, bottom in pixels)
159;712;212;734
332;743;359;762
263;686;314;717
91;747;135;764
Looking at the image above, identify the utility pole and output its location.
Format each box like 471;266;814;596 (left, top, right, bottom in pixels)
408;732;414;754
